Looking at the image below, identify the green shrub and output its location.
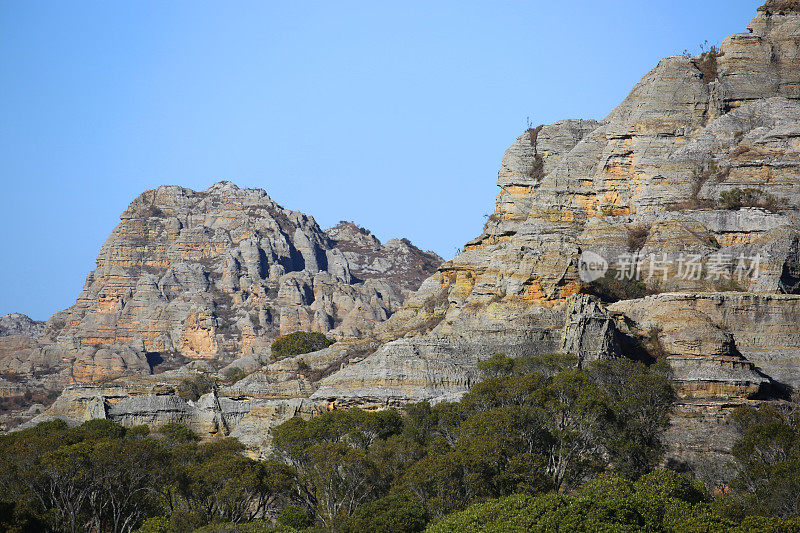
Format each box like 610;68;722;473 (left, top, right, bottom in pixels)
176;373;214;401
223;367;248;385
345;494;427;533
694;46;722;83
425;493;569;533
127;424;150;437
71;419;128;440
192;522;283;533
278;505;313;529
633;469;708;505
166;509;204;533
135;516;170;533
737;515;800;532
426;471;715;533
271;331;334;361
541;496;644;533
577;474;635;502
719;187;784;211
158;422;199;443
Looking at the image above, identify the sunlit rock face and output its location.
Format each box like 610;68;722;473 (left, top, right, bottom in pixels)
57;182;440;361
1;182;440;431
310;3;800;465
22;1;800;463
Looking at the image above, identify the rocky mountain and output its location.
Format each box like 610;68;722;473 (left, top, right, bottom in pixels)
0;313;45;338
17;1;800;466
0;183;441;429
313;1;800;467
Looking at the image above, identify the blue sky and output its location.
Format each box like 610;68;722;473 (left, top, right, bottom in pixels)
0;1;763;320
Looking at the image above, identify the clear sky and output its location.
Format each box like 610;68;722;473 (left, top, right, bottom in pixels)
0;1;763;320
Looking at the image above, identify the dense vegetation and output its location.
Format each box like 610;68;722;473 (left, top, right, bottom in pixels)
0;354;798;532
426;470;800;532
270;332;335;361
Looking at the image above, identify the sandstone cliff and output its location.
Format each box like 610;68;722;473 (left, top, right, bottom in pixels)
22;2;800;464
1;184;440;430
310;2;800;466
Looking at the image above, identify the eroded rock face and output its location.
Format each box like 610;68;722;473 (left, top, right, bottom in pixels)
57;182;440;361
311;4;800;465
1;184;440;430
21;2;800;462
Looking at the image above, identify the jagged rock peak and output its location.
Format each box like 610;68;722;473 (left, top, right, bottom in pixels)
0;181;442;425
758;0;800;14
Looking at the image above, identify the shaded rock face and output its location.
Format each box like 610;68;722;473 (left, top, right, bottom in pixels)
1;183;440;430
23;2;800;462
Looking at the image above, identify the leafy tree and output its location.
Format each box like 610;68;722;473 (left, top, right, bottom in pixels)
0;420;166;533
726;404;800;518
589;359;675;478
175;439;294;524
400;449;470;519
276;505;313;529
301;442;383;527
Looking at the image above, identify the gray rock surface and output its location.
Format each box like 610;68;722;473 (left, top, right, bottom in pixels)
0;314;45;338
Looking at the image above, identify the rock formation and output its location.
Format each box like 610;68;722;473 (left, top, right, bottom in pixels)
1;184;440;430
17;1;800;465
0;313;45;338
311;2;800;466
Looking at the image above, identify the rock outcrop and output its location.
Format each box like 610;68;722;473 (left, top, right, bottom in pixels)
310;3;800;465
2;184;440;430
0;313;45;338
19;2;800;464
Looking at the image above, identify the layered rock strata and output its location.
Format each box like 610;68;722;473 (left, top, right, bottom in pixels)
23;2;800;463
310;3;800;465
2;185;440;430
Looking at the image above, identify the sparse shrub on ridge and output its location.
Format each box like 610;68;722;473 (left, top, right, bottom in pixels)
581;271;654;303
223;366;248;385
719;187;785;211
176;373;215;401
627;224;651;252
